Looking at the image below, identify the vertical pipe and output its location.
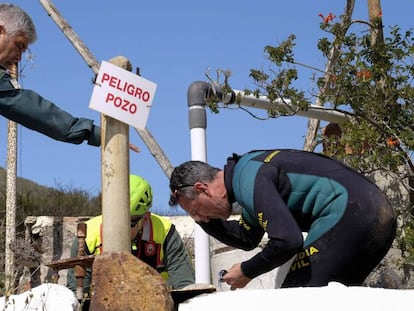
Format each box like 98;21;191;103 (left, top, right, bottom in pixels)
187;81;216;284
190;126;211;283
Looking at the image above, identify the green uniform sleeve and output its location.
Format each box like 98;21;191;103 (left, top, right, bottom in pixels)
164;226;195;289
66;237;92;296
0;66;101;146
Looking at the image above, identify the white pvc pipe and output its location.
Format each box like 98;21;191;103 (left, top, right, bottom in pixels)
233;90;349;124
190;126;211;284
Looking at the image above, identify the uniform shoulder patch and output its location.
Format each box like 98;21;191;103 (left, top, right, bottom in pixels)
10;78;21;89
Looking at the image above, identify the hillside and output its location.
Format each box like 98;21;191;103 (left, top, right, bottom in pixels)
0;167;101;221
0;167;56;195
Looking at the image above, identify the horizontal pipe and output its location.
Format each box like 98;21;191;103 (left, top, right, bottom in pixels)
232;90;349;124
187;82;349;124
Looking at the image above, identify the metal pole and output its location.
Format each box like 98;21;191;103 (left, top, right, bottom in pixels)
5;63;18;292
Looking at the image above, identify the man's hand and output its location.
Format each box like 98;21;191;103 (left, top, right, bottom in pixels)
129;143;140;153
221;263;251;290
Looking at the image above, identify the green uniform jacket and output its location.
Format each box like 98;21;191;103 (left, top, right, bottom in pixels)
0;65;100;146
66;214;195;293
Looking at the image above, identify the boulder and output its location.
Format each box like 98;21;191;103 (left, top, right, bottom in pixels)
90;251;174;311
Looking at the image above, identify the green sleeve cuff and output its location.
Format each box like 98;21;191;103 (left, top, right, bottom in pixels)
88;124;101;146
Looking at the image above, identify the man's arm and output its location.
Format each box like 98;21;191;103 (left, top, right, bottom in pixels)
238;170;304;279
0;67;100;146
198;218;264;251
163;226;195;289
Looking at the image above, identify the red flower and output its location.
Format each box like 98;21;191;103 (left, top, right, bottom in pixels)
356;70;372;81
387;137;399;148
319;12;336;24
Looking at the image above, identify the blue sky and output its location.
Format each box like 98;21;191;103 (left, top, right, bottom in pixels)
2;1;413;215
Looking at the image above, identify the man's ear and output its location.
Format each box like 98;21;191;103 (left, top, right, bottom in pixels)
194;182;206;194
0;25;5;34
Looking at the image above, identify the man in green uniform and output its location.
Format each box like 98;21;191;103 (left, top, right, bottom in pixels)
0;3;100;146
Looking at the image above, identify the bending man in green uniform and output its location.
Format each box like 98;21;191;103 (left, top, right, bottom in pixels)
0;3;100;146
67;174;195;298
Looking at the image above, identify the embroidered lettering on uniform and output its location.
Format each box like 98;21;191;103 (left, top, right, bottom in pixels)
257;212;268;231
10;78;21;89
264;150;280;163
289;246;319;272
239;217;251;231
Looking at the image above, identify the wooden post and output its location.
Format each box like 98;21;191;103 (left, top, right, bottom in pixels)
74;222;87;300
101;57;131;252
5;63;18;293
101;113;130;252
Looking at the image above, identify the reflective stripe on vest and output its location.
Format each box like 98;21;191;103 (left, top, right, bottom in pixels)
84;213;172;280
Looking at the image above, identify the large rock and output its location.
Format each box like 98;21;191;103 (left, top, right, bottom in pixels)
90;251;174;311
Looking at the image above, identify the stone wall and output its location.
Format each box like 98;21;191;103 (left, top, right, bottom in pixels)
23;216;90;287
